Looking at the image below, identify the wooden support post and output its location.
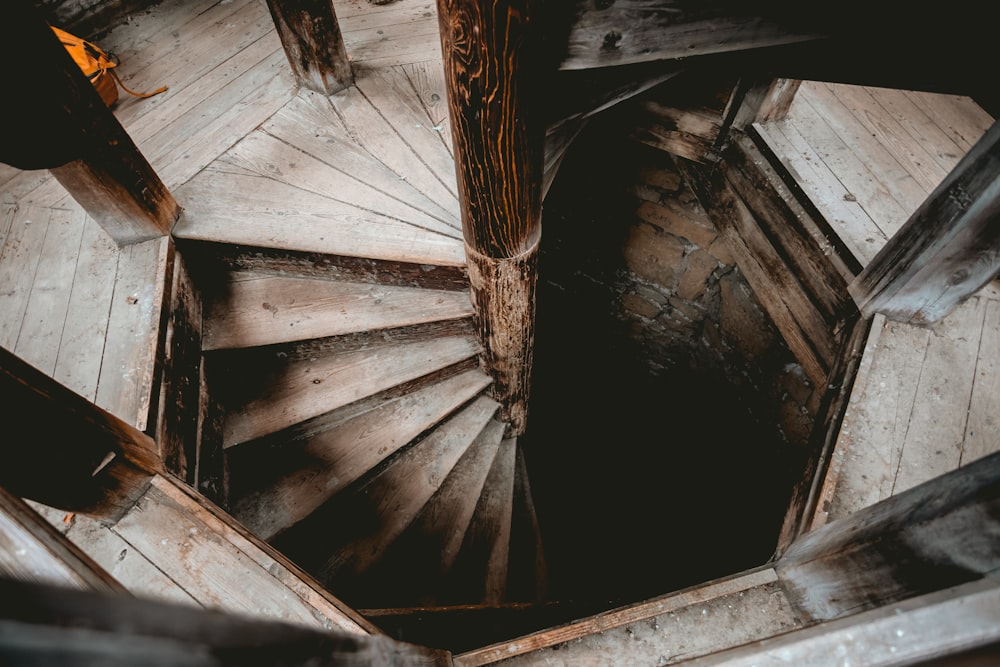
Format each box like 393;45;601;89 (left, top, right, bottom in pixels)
2;1;179;246
849;120;1000;324
0;347;161;521
265;0;353;95
436;0;543;436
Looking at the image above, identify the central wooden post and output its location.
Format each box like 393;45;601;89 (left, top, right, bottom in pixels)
436;0;543;436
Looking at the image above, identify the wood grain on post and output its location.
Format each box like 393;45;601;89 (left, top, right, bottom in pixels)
265;0;353;95
436;0;543;435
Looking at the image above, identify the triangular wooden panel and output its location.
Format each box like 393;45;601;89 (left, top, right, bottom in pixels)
227;369;493;541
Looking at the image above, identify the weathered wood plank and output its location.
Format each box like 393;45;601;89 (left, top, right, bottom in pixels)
811;315;928;526
788;85;913;239
797;82;929;222
114;475;373;634
0;205;51;350
329;84;460;216
560;1;820;70
353;66;460;202
204;272;471;350
267;91;459;227
222;130;460;239
830;83;950;194
891;297;985;494
779;450;1000;621
454;568;801;667
0;488;124;594
155;250;203;484
963;297;1000;465
505;444;549;602
28;503;201;608
339;0;443;68
266;0;353;94
13;207;85;375
849;121;1000;324
678;579;1000;667
753;118;884;265
903;90;994;153
220;334;481;446
0;577;450;666
228;369;492;541
448;435;516;605
402;60;454;156
95;236;172;432
174;168;466;267
51;215;118;401
323;395;500;581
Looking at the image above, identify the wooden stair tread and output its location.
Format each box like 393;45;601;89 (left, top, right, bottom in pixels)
505;445;549;603
446;437;518;605
355;418;507;608
219;334;482;447
203;272;473;350
262;91;461;230
172;158;466;269
322;395;501;583
351;66;460;207
228;369;493;541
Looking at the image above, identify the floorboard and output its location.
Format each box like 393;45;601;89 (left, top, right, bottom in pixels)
760;82;1000;527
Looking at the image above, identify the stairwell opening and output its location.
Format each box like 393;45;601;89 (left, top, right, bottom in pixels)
522;122;818;613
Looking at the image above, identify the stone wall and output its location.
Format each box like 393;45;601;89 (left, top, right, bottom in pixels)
616;143;819;447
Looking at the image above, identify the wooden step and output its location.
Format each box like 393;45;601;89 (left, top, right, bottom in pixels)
202;271;473;350
215;333;482;447
227;368;493;541
24;476;374;636
320;396;502;583
505;446;549;603
445;437;518;606
351;418;507;608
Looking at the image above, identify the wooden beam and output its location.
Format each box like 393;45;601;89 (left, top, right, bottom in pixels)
0;577;451;666
436;0;544;435
265;0;353;95
559;0;822;71
677;579;1000;667
0;347;160;521
849;121;1000;324
777;449;1000;621
1;1;179;246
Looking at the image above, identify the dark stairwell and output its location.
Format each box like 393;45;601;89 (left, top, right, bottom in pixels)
522;118;812;613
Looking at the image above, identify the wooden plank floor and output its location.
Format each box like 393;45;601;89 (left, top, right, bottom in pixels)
0;0;454;424
756;81;1000;526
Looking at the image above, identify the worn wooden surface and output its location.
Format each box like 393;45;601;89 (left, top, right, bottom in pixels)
756;81;1000;528
266;0;353;94
227;369;492;541
218;334;480;447
849;121;1000;324
559;1;820;71
780;450;1000;622
454;567;802;666
677;579;1000;667
0;488;124;594
321;396;500;581
203;272;472;350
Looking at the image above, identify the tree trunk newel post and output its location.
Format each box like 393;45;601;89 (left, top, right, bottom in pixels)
436;0;543;436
